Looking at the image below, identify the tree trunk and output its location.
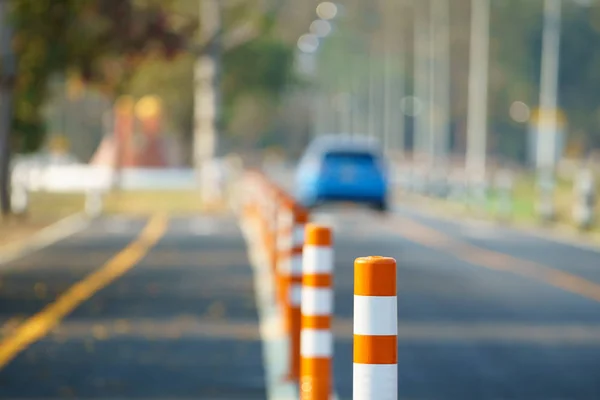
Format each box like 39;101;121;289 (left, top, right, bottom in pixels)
0;0;15;217
195;0;222;205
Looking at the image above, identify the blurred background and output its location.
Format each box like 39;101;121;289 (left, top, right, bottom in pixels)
1;0;600;229
3;1;600;399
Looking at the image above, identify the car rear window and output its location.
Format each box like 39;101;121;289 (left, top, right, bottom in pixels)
323;152;377;165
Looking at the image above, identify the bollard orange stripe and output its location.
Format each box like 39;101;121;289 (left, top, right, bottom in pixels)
303;274;332;288
354;256;396;296
305;224;332;246
291;275;303;284
353;334;397;364
300;357;331;400
301;315;331;330
283;306;302;379
294;208;309;224
278;247;303;260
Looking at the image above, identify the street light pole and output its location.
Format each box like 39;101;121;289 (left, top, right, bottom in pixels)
413;0;429;163
382;34;393;152
536;0;562;221
382;0;405;158
465;0;490;180
432;0;450;167
195;0;222;205
367;48;377;139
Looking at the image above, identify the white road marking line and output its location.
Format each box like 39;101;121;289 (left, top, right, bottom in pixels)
0;213;90;267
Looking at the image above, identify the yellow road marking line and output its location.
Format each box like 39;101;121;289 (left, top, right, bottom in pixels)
0;213;168;369
389;215;600;304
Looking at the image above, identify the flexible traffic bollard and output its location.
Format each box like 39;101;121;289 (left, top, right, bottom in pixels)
573;168;596;230
260;181;277;271
258;177;271;256
353;256;397;400
270;187;285;296
281;203;309;381
300;224;333;400
244;172;262;223
276;195;293;307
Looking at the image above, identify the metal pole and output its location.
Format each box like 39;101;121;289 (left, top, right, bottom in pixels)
396;33;406;159
427;0;436;167
536;0;562;221
433;0;450;166
413;0;429;163
538;0;561;170
195;0;221;202
382;40;393;153
465;0;490;179
382;1;405;158
367;51;376;139
0;0;15;215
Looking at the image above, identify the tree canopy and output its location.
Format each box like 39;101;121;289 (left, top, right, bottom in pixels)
7;0;295;157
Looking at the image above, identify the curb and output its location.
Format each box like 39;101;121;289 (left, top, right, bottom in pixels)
0;212;91;267
239;217;298;400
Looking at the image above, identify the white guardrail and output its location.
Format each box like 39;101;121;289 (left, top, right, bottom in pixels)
11;164;200;192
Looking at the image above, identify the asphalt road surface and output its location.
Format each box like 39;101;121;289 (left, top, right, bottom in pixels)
312;205;600;400
0;215;265;399
1;205;600;399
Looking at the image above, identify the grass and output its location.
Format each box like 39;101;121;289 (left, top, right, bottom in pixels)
406;173;600;238
102;189;223;215
486;174;599;229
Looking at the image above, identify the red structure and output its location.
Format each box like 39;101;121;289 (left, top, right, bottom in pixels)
90;96;170;167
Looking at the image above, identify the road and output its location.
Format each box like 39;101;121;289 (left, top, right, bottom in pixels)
0;215;265;399
1;202;600;399
312;205;600;399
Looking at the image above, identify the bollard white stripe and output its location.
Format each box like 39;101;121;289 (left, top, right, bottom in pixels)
354;295;398;336
277;234;292;251
301;286;332;315
277;209;293;227
290;283;302;306
293;225;305;246
290;255;303;276
300;329;332;357
278;258;292;275
353;363;397;400
303;246;333;274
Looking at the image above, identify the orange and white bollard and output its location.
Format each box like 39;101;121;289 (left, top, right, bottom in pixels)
260;181;278;271
300;224;333;400
280;203;308;381
276;195;294;307
353;256;397;400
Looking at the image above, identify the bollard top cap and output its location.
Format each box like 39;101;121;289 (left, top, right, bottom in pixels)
354;256;396;296
355;256;396;266
305;223;332;246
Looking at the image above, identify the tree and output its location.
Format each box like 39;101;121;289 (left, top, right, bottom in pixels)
0;0;191;214
9;0;191;151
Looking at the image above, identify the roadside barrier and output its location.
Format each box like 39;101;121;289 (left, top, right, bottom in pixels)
353;256;398;400
240;170;399;399
276;194;294;307
300;224;333;400
279;198;309;381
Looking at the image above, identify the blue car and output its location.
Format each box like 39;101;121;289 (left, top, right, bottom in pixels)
295;134;390;212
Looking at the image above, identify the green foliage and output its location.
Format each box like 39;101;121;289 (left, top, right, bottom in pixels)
223;37;294;101
7;0;297;155
8;0;189;153
9;0;79;151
